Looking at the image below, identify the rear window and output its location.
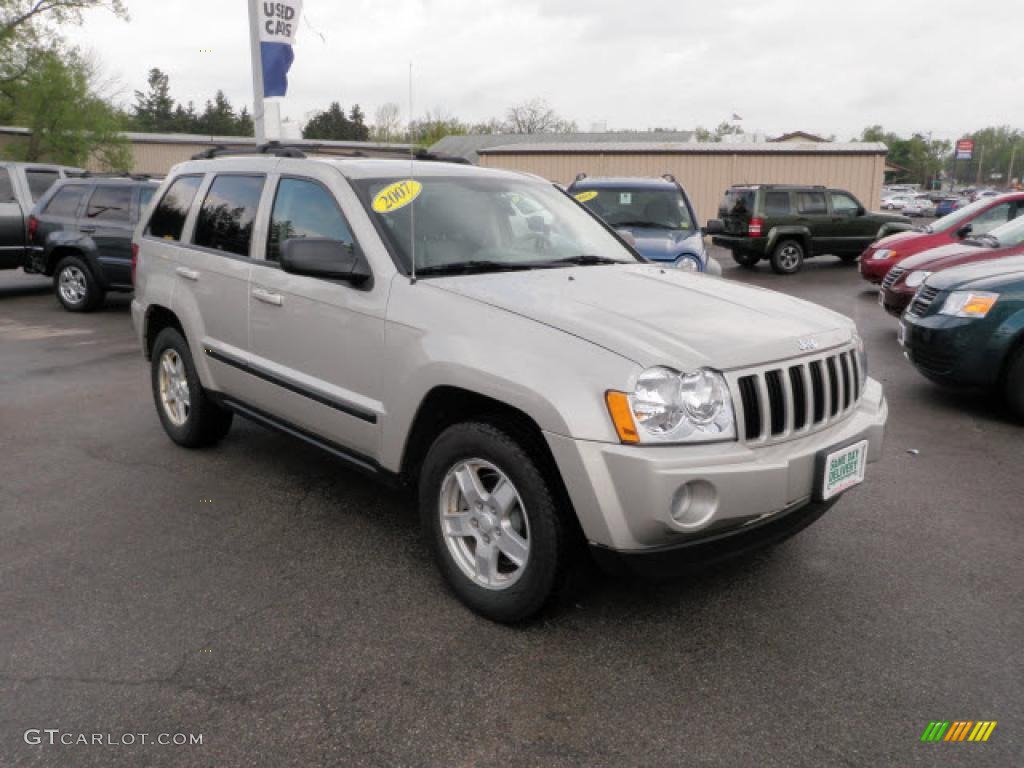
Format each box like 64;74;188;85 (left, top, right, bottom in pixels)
86;185;133;222
719;189;754;217
139;186;156;210
764;191;792;216
26;170;60;202
193;175;265;257
147;175;202;241
796;191;827;214
44;185;89;218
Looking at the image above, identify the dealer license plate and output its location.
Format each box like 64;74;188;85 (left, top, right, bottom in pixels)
822;440;869;500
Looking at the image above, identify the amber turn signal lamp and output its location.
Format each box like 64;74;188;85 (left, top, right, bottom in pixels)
605;391;640;444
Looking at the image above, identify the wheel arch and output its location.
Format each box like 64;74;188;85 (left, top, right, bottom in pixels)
143;304;185;361
766;226;811;254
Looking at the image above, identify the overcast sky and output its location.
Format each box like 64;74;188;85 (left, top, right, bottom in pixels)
66;0;1017;141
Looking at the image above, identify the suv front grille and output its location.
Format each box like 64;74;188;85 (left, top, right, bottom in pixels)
882;265;905;289
906;285;940;318
732;347;862;444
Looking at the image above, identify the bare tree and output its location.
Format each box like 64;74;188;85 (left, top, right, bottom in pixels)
372;102;402;143
504;98;576;134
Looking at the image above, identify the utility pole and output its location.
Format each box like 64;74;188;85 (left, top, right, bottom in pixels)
975;143;985;186
1008;145;1018;189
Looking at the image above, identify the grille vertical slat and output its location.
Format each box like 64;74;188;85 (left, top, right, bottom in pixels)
809;361;826;423
738;376;761;440
826;357;840;417
765;370;786;436
789;366;807;431
849;352;860;401
839;353;852;410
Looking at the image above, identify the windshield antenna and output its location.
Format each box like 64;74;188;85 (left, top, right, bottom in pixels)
408;60;417;285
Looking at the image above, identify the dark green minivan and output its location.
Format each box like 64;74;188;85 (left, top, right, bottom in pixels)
900;254;1024;421
706;184;910;275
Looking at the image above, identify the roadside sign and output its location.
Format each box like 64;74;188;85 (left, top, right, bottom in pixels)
955;139;974;160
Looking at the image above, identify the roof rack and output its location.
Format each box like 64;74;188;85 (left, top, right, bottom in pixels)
574;172;587;182
66;171;160;181
191;141;471;165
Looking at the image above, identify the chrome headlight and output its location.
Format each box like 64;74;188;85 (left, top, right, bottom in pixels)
904;270;932;288
871;249;894;260
939;291;999;318
675;254;701;272
608;367;735;444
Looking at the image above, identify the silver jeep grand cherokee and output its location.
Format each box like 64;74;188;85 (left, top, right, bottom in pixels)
131;148;887;622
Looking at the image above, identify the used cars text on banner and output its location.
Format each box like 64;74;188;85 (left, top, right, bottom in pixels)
259;1;303;98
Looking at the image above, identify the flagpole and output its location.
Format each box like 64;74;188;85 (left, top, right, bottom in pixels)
247;0;267;143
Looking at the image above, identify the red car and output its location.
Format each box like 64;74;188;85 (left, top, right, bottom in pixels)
878;213;1024;316
859;192;1024;284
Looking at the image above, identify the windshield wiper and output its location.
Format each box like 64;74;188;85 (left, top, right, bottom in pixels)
977;234;1001;248
536;254;625;267
414;260;539;277
613;220;679;230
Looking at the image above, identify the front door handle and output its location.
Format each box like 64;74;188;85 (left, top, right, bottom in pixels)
175;267;200;281
79;226;97;234
252;288;283;306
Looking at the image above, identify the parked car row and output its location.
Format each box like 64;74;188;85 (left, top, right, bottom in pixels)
857;191;1024;421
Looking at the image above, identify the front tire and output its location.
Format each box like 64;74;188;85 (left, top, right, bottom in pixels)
54;255;104;312
150;327;233;448
420;422;570;623
1003;346;1024;422
770;239;805;274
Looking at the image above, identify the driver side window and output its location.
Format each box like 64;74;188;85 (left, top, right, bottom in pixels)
970;203;1012;235
830;192;860;215
267;178;354;262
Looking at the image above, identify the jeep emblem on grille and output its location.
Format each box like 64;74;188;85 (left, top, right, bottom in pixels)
798;337;819;352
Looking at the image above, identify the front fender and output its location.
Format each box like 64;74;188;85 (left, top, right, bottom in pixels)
765;226;811;253
993;305;1024;376
379;278;640;473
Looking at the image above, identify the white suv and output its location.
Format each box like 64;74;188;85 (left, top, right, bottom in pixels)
132;147;887;622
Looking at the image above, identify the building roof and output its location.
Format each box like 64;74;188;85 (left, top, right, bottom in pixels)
430;131;696;163
768;131;828;143
478;141;888;156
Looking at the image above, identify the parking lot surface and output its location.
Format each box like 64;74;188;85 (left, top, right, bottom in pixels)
1;251;1020;767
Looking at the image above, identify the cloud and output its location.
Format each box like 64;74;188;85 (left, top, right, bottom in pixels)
65;0;1019;140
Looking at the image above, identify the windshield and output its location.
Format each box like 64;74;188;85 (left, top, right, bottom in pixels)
353;175;640;274
930;196;1006;233
982;214;1024;248
574;186;695;231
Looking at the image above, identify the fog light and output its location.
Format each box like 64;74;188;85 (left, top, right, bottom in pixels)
669;480;718;530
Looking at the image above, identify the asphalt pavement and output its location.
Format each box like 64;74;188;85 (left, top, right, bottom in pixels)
0;252;1020;767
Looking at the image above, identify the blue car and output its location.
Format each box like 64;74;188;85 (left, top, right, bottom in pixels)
934;197;965;218
567;175;720;274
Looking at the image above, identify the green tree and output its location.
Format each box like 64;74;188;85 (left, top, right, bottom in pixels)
347;104;368;141
302;102;363;140
197;90;239;136
131;67;176;132
695;122;743;142
2;47;130;169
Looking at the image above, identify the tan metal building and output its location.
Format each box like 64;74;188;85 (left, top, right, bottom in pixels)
0;126;413;176
478;141;889;224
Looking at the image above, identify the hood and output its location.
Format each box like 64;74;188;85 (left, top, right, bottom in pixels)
898;242;988;271
431;264;854;370
874;227;945;253
927;253;1024;292
621;227;704;264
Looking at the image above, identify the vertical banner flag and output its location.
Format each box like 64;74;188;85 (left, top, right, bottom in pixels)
259;1;303;98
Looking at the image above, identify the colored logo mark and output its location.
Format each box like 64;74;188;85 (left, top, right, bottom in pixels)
920;721;997;742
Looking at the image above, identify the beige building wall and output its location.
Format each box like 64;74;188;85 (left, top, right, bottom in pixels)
481;151;887;224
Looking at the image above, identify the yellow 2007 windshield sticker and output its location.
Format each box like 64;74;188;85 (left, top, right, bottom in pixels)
372;180;423;213
574;190;598;203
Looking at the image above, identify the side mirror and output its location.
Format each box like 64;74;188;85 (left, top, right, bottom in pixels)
856;206;866;216
615;229;637;247
956;224;972;239
527;216;548;234
280;238;371;285
703;219;725;235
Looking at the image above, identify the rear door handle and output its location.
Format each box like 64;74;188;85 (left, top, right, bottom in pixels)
252;288;283;306
175;267;200;281
80;226;96;233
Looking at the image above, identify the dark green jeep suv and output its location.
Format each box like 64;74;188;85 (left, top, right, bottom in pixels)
706;185;911;274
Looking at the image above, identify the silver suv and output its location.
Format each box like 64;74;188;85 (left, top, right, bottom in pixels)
131;147;888;622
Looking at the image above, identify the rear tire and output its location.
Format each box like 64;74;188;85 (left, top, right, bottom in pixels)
731;250;759;268
54;255;104;312
1003;346;1024;422
151;327;233;448
419;422;571;623
770;239;805;275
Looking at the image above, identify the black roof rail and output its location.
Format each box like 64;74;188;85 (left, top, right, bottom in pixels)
662;173;676;183
64;171;161;182
190;141;471;165
575;172;587;182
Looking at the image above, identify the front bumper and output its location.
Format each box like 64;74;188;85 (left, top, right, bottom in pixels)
859;255;894;283
545;379;887;553
900;313;1001;389
880;283;913;317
